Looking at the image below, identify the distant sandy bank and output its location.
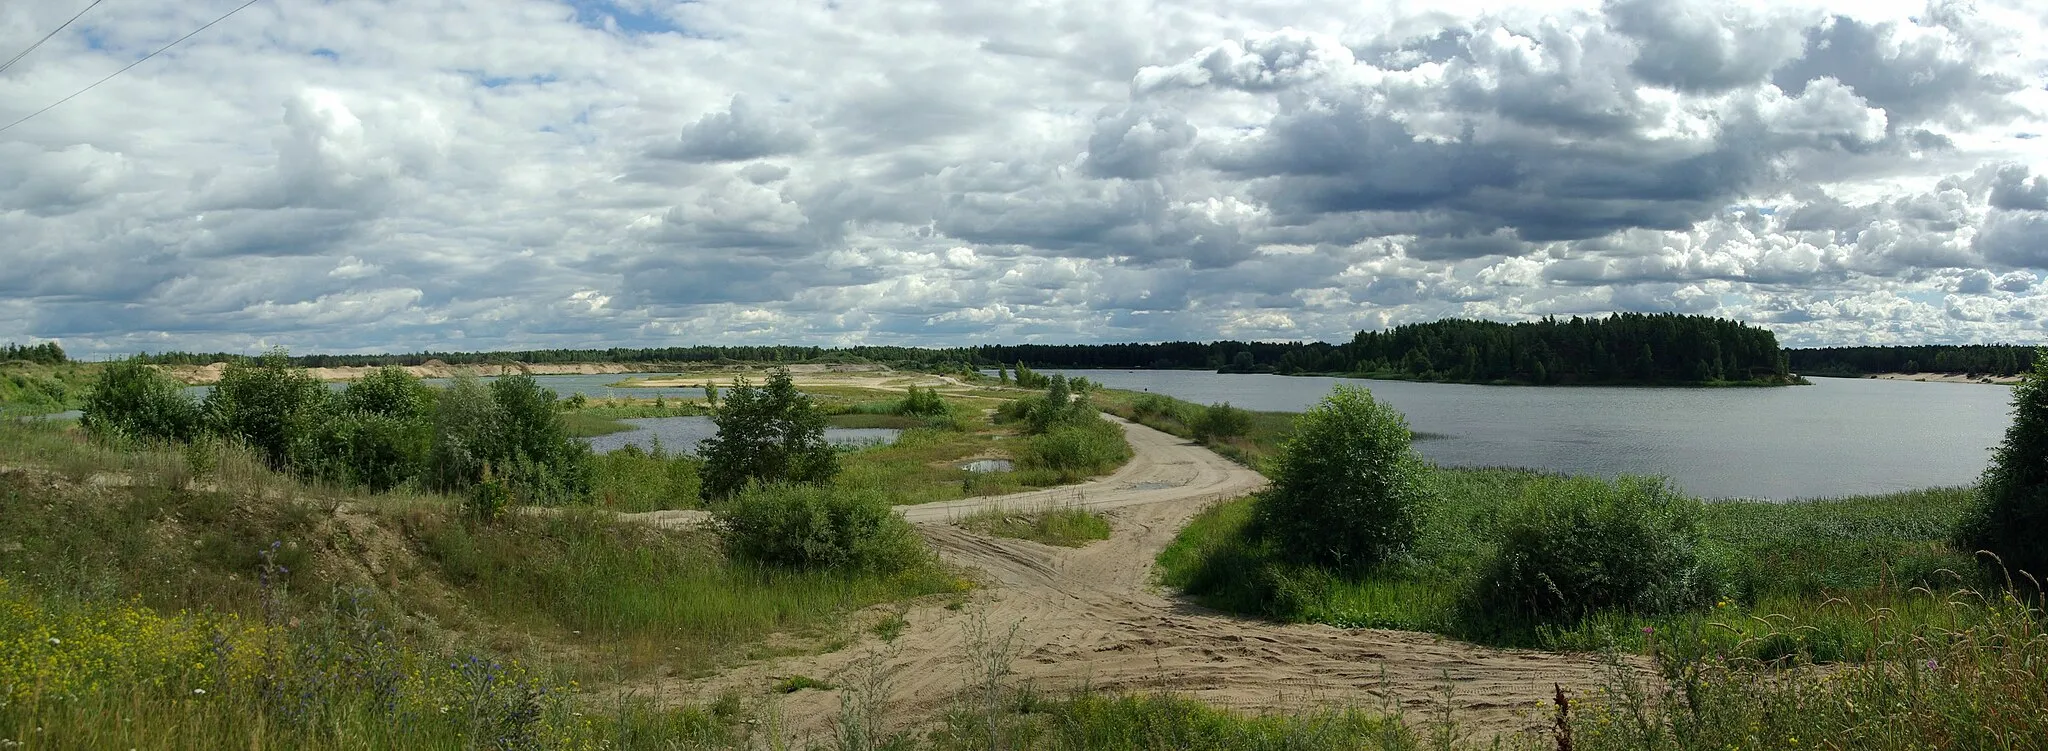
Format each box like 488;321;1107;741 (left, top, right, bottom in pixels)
155;360;653;385
1858;372;2020;385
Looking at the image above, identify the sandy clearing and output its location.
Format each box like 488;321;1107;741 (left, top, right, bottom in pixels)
156;361;656;385
623;415;1627;741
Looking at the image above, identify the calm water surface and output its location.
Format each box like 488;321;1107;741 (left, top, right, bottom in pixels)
1048;370;2013;500
582;416;899;455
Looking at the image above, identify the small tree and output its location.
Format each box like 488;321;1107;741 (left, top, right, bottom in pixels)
1255;386;1429;569
1961;351;2048;584
203;349;329;468
80;359;202;442
699;368;838;499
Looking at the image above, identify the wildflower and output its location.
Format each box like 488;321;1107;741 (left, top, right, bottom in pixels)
1641;626;1654;635
1925;658;1939;670
193;688;206;695
47;637;60;646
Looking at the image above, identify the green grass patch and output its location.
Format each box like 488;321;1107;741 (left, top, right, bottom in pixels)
0;361;97;417
563;410;637;437
960;506;1113;547
829;413;930;429
928;690;1419;751
1093;388;1293;469
772;674;833;693
1158;465;1986;661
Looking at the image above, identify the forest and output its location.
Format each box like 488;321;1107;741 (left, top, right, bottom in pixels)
1786;345;2037;377
1;341;67;365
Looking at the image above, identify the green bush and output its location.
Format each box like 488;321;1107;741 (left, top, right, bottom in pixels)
425;373;592;504
79;359;203;442
1255;386;1429;570
1960;350;2048;585
713;484;926;573
699;368;838;499
427;374;499;492
1190;402;1252;441
299;410;432;492
1017;418;1133;482
898;385;950;417
202;350;329;468
593;443;702;512
1468;475;1714;624
339;366;433;419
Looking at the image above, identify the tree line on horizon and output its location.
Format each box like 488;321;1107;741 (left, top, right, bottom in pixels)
14;314;2040;381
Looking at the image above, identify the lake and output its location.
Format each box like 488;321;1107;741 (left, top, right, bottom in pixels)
582;416;900;455
1045;369;2013;500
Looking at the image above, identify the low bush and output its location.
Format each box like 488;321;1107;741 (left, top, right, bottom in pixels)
1467;475;1715;624
80;359;203;442
1256;386;1429;570
1016;418;1132;483
593;443;702;512
1190;402;1252;441
714;484;927;573
202;350;330;469
700;368;839;499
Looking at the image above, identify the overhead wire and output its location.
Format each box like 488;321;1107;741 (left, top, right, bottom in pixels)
0;0;110;76
0;0;266;135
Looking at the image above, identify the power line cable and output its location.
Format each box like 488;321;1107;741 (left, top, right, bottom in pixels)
0;0;110;76
0;0;264;135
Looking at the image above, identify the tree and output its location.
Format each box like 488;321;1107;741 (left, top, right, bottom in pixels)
703;382;719;408
489;374;594;504
79;359;202;442
699;368;838;498
1960;351;2048;585
203;349;329;468
1255;386;1430;569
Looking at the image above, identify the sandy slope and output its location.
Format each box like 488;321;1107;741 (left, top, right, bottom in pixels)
1861;372;2019;385
630;416;1625;742
156;360;651;385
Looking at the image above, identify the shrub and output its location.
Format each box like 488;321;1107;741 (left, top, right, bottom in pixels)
699;368;838;498
1255;386;1429;569
1017;419;1132;482
80;359;203;442
1190;402;1252;441
299;410;432;492
593;444;702;512
1960;350;2048;584
1468;475;1714;624
714;484;926;573
427;374;499;492
339;366;432;419
202;349;329;468
466;471;514;523
489;374;594;504
898;385;950;417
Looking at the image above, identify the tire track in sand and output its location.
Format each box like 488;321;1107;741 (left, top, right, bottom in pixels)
635;415;1628;740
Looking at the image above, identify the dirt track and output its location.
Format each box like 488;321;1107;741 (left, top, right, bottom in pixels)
645;416;1625;741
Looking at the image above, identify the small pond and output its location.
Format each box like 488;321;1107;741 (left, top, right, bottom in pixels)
582;416;900;455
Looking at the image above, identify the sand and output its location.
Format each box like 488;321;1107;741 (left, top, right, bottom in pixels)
159;361;659;385
1861;372;2019;385
621;415;1629;742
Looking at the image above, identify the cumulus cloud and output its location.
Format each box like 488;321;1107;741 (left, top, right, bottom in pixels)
1;0;2046;354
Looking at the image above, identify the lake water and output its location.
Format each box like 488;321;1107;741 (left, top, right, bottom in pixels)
581;416;900;455
183;373;707;401
1046;369;2014;500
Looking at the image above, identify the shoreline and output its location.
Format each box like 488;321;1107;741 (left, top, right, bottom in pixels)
1822;372;2020;385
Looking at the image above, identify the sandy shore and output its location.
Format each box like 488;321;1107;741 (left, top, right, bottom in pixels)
1861;372;2020;385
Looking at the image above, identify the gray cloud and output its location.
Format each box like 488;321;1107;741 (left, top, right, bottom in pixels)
652;95;814;162
1;0;2045;354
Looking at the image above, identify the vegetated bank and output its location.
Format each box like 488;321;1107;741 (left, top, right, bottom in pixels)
0;342;95;417
1139;360;2047;750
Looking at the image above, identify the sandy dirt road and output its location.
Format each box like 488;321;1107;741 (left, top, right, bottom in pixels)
641;416;1625;741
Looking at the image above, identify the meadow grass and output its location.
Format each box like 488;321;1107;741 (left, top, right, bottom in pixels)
959;505;1113;548
562;410;636;437
0;361;96;417
1158;465;1992;661
1092;388;1293;469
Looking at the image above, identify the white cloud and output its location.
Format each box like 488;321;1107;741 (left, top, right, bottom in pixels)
1;0;2046;354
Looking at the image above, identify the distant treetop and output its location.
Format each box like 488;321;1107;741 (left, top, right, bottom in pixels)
1;342;67;365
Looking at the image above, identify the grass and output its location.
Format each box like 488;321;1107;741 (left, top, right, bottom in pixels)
959;506;1114;547
1093;389;1294;469
1159;465;1991;661
0;361;96;417
772;674;833;693
563;410;637;437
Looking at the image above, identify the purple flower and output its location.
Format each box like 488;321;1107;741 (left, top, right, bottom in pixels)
1925;659;1939;671
1641;626;1654;635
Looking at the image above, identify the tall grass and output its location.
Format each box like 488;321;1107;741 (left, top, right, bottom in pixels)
1158;465;1989;657
959;505;1113;548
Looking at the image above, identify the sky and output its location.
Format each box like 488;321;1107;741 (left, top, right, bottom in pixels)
3;0;2048;356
